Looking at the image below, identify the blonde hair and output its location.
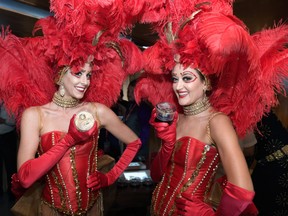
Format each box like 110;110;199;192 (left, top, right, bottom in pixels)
55;66;70;85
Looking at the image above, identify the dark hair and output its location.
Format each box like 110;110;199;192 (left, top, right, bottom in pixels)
128;79;137;88
195;68;206;82
195;68;211;91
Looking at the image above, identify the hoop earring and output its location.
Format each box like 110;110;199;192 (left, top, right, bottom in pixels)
59;85;65;97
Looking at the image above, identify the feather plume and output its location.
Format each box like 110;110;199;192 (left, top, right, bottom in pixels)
135;0;288;137
0;0;145;126
135;73;177;108
0;31;55;126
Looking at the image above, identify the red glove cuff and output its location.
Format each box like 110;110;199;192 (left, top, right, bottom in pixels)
224;182;255;201
216;182;256;216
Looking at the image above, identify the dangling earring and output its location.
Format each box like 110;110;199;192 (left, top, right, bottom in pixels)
59;85;65;97
203;87;207;96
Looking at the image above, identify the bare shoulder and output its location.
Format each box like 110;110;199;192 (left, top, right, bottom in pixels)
22;106;40;120
209;112;239;149
91;102;108;110
89;102;111;115
89;102;115;126
20;106;42;133
209;112;233;129
209;112;236;142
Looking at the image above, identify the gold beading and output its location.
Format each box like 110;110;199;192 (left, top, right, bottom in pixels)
52;92;79;108
183;96;211;116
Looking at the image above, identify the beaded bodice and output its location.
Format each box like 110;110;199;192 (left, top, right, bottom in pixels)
151;137;220;216
39;131;100;215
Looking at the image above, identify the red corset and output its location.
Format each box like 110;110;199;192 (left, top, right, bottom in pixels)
39;131;100;215
151;137;220;216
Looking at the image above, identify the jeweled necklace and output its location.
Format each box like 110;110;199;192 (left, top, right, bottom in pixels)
183;96;211;115
52;92;79;108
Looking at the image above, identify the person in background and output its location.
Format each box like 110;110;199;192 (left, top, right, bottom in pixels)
252;91;288;216
0;101;18;200
104;89;128;160
124;79;152;162
240;132;257;173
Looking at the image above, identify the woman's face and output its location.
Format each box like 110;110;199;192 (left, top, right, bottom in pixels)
172;63;206;106
61;62;92;99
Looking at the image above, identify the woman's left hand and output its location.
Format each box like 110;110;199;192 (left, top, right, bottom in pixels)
87;171;108;191
175;192;214;216
87;139;141;191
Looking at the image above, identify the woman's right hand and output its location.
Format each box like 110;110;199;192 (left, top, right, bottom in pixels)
149;108;178;182
149;108;178;145
63;114;97;147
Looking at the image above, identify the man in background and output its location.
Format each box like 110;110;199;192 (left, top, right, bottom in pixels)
0;101;18;200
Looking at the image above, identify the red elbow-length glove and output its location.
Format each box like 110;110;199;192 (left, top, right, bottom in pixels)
87;138;141;190
17;114;97;189
175;182;258;216
149;108;178;182
216;182;258;216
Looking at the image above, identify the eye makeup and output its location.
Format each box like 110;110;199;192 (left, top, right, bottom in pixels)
180;70;198;83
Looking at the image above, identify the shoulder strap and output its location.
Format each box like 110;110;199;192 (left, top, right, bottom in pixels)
92;103;101;127
206;112;223;146
35;106;43;132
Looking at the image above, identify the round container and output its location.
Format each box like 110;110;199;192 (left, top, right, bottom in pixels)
155;102;176;123
74;111;95;132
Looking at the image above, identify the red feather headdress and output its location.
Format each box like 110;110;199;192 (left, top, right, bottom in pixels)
0;0;143;125
135;0;288;137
